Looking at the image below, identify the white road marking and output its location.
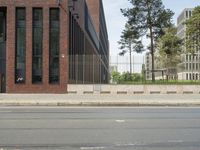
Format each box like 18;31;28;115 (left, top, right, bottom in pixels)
167;140;183;143
115;120;125;123
115;143;135;146
80;147;105;150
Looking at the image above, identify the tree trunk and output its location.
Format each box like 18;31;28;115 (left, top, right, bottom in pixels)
149;26;155;82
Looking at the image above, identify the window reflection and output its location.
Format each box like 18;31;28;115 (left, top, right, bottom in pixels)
49;8;60;84
32;8;43;83
15;8;26;84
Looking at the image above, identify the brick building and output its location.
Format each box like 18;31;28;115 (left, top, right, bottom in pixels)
0;0;109;93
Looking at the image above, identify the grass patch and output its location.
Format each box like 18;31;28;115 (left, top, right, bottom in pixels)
115;80;200;85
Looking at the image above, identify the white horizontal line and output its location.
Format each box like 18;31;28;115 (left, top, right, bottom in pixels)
168;140;183;143
115;120;125;123
80;146;105;150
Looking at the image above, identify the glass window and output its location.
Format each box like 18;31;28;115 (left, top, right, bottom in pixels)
0;12;3;41
186;63;188;70
189;11;192;17
186;73;188;80
0;10;6;80
32;8;43;83
16;9;25;21
49;8;60;84
50;9;59;21
33;9;42;21
193;73;195;80
189;63;191;70
15;8;26;84
189;55;191;61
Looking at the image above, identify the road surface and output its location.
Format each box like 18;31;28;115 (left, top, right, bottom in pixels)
0;107;200;150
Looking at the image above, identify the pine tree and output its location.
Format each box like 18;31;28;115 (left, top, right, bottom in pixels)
118;23;144;74
156;27;182;68
121;0;174;81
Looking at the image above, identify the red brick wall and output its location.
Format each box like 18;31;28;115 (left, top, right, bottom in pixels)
0;0;69;93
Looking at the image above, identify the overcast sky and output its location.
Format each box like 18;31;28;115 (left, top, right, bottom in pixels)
102;0;200;56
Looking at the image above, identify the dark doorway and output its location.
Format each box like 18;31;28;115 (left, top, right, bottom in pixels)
0;8;6;93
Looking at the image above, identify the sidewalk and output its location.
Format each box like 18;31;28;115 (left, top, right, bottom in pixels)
0;94;200;106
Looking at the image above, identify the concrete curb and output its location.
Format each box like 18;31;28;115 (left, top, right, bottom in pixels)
1;100;200;107
1;94;200;107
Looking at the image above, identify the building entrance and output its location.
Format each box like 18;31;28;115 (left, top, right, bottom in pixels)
0;9;6;93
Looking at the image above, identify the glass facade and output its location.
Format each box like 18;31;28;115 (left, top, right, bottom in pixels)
15;8;26;84
49;8;60;84
32;8;43;83
69;11;84;83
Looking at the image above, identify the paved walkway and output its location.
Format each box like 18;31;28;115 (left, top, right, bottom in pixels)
0;94;200;106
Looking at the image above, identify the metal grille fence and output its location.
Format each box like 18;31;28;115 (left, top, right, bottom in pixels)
66;54;200;84
109;55;145;73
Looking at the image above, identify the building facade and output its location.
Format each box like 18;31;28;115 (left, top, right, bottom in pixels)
0;0;109;93
145;52;152;80
177;8;200;80
145;52;177;81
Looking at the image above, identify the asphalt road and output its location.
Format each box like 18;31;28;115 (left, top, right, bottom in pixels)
0;107;200;150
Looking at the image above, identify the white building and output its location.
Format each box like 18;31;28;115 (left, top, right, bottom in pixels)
145;52;178;81
177;8;200;80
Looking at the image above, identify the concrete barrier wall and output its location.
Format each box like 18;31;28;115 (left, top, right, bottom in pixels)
67;84;200;94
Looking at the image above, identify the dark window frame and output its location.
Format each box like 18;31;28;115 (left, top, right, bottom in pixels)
49;8;60;84
32;8;43;84
15;7;26;84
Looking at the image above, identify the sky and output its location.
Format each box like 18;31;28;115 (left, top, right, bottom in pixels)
102;0;200;57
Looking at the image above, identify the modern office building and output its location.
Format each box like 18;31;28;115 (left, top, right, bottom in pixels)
177;8;200;80
145;52;177;80
145;52;162;81
0;0;109;93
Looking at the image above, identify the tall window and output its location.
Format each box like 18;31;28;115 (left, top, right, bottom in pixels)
32;8;43;83
15;8;26;84
0;10;6;76
0;12;4;42
186;73;188;80
186;11;188;18
186;63;188;70
49;8;60;84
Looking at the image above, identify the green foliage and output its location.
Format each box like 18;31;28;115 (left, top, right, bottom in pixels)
118;23;144;55
155;27;182;68
121;0;174;81
111;71;121;83
111;71;200;85
185;6;200;54
118;23;144;74
111;71;143;83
